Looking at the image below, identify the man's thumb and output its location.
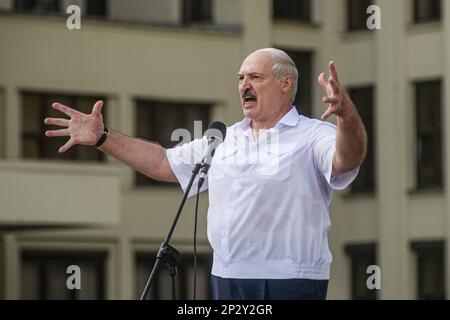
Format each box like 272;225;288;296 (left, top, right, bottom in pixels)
92;100;104;115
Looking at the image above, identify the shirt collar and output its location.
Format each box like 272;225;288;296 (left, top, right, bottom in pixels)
237;106;300;131
276;106;300;128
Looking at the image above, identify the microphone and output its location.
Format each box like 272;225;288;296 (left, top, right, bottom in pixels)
198;121;227;188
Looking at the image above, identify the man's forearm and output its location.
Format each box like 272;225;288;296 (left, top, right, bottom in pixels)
98;129;178;183
333;108;368;176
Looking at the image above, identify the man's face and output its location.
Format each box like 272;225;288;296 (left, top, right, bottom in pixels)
238;52;286;122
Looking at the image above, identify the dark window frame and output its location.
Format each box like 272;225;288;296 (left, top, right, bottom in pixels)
86;0;108;18
413;0;441;24
345;243;378;300
21;91;106;162
411;241;446;300
279;49;313;118
0;238;4;299
13;0;60;15
273;0;312;23
347;0;373;32
13;0;109;19
0;88;4;159
21;250;107;300
348;86;376;194
182;0;212;25
135;99;211;187
135;251;212;300
414;79;443;190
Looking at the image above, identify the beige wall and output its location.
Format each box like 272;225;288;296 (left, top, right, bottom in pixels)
0;161;121;226
214;0;241;26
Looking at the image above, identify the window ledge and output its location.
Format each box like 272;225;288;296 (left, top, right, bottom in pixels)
127;182;188;195
273;19;322;29
0;12;242;36
341;29;375;42
406;21;442;35
0;160;121;227
407;187;444;196
132;183;179;190
127;184;206;198
0;159;121;177
341;190;376;200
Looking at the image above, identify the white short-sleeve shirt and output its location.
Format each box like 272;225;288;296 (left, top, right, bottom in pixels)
166;107;359;280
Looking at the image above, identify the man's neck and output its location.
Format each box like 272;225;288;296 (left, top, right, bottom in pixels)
250;105;292;136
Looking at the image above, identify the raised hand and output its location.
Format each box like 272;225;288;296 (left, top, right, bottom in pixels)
44;100;105;153
318;61;357;121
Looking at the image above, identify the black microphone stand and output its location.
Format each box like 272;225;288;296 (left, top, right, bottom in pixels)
140;162;204;300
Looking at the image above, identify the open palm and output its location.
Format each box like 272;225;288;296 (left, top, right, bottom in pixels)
44;100;105;153
318;61;356;121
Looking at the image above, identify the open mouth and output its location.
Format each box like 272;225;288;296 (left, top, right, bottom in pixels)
243;92;257;104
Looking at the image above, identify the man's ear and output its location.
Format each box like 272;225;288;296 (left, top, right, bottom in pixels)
282;75;293;94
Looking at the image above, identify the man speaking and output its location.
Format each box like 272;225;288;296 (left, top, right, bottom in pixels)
45;48;367;300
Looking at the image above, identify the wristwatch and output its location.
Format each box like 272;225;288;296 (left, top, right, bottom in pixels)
95;127;109;147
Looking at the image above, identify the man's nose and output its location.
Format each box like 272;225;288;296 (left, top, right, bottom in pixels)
240;77;251;93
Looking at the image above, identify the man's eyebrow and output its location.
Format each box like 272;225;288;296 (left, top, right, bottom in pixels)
238;72;265;77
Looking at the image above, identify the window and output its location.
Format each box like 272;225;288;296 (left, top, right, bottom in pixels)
281;49;313;117
345;244;377;300
0;239;4;299
414;80;443;189
135;99;211;186
136;251;212;300
22;92;106;162
86;0;107;18
21;250;106;300
413;0;441;23
273;0;311;22
13;0;60;14
182;0;212;24
347;0;372;31
13;0;108;17
348;87;375;193
0;89;4;159
411;241;446;299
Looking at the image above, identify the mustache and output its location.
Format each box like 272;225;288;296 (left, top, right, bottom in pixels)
242;90;256;100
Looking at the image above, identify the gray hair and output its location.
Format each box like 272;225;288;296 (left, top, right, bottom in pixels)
255;48;298;102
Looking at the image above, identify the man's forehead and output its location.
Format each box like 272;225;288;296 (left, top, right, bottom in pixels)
239;52;274;73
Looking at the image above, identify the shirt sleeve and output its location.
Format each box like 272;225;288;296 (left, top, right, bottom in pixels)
166;137;209;197
310;121;359;191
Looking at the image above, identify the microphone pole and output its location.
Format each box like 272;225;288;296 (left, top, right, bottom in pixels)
140;121;227;300
140;162;202;300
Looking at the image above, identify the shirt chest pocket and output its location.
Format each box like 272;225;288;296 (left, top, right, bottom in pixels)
209;146;238;182
258;142;298;181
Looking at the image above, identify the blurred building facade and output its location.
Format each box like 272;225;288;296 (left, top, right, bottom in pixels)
0;0;448;299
